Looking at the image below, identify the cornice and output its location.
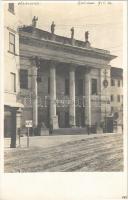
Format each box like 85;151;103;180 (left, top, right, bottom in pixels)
20;50;111;70
19;32;116;62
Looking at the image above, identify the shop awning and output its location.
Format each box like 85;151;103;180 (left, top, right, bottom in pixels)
4;102;24;108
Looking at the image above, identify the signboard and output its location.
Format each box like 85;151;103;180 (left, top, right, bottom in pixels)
25;120;32;148
25;120;33;127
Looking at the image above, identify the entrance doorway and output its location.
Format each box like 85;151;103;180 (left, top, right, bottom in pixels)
57;111;69;128
4;107;17;147
104;117;114;133
76;108;84;127
4;112;12;137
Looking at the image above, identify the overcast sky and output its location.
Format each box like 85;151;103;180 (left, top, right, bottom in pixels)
17;2;123;67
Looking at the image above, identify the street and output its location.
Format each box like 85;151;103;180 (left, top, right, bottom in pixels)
4;133;123;172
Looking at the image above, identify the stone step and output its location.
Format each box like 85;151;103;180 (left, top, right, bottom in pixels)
52;127;89;135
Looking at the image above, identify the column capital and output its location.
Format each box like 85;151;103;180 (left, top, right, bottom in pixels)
84;67;91;74
48;60;58;68
69;63;77;71
30;56;41;68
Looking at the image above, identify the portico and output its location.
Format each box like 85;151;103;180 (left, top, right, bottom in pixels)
30;59;99;130
18;25;116;133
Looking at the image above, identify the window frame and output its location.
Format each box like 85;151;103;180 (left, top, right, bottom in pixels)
9;32;15;54
78;79;84;96
117;80;120;87
111;79;115;86
8;3;15;14
65;79;69;95
10;72;16;92
20;69;28;89
111;95;114;102
48;77;50;94
117;95;120;102
111;106;114;113
91;78;98;95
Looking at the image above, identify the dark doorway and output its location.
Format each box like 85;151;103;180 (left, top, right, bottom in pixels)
4;113;12;137
65;112;69;128
78;79;84;95
38;106;50;128
104;117;113;133
76;108;84;127
57;111;69;128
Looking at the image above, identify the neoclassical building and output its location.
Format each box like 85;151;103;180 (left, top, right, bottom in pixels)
18;20;116;134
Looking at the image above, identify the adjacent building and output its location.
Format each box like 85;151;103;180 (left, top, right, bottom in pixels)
4;3;23;147
110;67;123;127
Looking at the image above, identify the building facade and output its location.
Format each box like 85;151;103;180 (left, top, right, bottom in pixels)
4;3;23;147
110;67;123;127
17;21;116;134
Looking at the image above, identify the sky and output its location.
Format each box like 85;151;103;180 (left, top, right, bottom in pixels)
17;2;123;67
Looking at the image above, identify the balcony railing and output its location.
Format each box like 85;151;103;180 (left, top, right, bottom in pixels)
17;93;110;108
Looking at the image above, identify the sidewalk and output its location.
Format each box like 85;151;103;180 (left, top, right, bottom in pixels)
4;132;122;150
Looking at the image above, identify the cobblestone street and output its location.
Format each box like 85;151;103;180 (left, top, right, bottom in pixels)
4;133;123;172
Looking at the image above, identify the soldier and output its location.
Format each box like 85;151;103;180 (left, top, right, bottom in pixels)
51;21;55;34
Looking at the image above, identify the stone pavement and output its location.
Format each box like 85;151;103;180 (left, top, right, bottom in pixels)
4;133;123;172
4;132;120;149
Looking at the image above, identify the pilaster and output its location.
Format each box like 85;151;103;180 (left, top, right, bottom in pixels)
69;66;76;127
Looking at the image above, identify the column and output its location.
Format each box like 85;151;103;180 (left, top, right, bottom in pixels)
10;109;16;148
16;108;22;129
84;68;91;127
32;66;38;127
69;67;76;127
49;63;57;128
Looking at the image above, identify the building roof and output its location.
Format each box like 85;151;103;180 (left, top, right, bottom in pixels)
111;67;123;79
19;26;113;55
19;25;117;67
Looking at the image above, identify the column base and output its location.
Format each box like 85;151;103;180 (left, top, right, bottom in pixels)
10;140;16;148
69;125;76;128
50;115;59;130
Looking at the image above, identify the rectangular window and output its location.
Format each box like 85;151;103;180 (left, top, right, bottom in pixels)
9;32;15;54
10;73;16;92
111;106;114;113
20;69;28;89
78;79;83;95
117;95;120;102
118;80;120;87
65;79;69;95
111;95;114;102
8;3;14;14
48;77;50;94
91;79;97;95
111;79;115;86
